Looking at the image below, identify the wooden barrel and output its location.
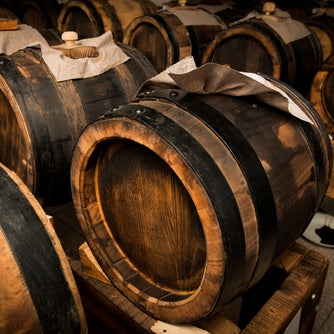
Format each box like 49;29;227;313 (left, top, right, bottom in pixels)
305;13;334;61
15;0;60;29
57;0;158;41
71;79;331;323
202;13;322;96
310;53;334;133
0;162;87;333
0;6;18;20
310;53;334;202
0;43;156;205
123;6;227;72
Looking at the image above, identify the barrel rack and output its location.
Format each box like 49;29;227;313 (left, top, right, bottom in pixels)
46;201;329;334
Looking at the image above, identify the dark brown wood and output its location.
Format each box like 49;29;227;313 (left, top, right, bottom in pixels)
0;6;19;20
53;203;328;334
202;17;322;96
0;163;87;333
306;14;334;61
16;0;60;30
71;81;331;323
0;43;156;205
123;6;227;72
310;53;334;133
57;0;158;41
240;244;329;334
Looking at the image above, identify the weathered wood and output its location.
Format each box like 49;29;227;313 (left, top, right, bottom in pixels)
202;16;322;96
123;6;227;72
0;163;87;333
310;53;334;133
15;0;60;30
57;0;158;41
71;81;331;323
240;248;329;334
0;42;156;205
68;237;328;333
0;6;19;20
306;14;334;61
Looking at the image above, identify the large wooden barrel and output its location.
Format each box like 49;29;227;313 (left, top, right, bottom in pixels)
0;43;156;205
71;78;331;323
0;6;18;20
202;10;322;96
15;0;60;30
0;162;87;333
305;13;334;62
57;0;158;41
123;5;227;72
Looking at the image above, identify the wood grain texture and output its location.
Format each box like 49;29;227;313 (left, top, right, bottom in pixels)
123;8;226;72
306;14;334;61
57;0;157;41
0;43;156;205
202;18;322;96
310;53;334;133
71;83;331;323
15;0;60;30
69;239;328;333
0;163;87;333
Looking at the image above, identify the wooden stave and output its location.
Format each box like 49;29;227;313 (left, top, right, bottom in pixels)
0;43;156;205
305;14;334;61
123;8;226;72
70;83;331;323
202;18;322;96
57;0;158;41
15;0;60;30
0;162;87;333
310;53;334;133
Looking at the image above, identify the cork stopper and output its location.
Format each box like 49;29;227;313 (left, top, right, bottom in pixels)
178;0;187;6
263;2;276;15
53;31;99;59
61;31;78;47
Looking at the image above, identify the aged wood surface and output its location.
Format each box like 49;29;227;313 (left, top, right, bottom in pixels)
57;0;157;41
16;0;60;30
202;18;322;96
306;14;334;61
71;85;331;323
0;163;87;333
0;42;156;205
310;53;334;133
123;7;226;72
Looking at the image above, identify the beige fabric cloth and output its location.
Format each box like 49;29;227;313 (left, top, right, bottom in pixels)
233;9;311;44
139;56;313;124
0;24;130;81
162;6;226;27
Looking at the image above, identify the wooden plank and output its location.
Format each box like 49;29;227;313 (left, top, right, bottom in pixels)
70;241;329;333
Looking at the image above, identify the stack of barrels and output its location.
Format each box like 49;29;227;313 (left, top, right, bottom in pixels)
0;0;334;330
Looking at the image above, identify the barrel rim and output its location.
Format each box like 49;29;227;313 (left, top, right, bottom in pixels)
0;162;88;333
0;72;36;194
71;116;227;322
202;23;283;80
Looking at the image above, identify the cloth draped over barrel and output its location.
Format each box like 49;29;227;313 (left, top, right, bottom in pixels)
0;24;129;81
162;5;226;27
233;8;311;44
138;56;314;124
